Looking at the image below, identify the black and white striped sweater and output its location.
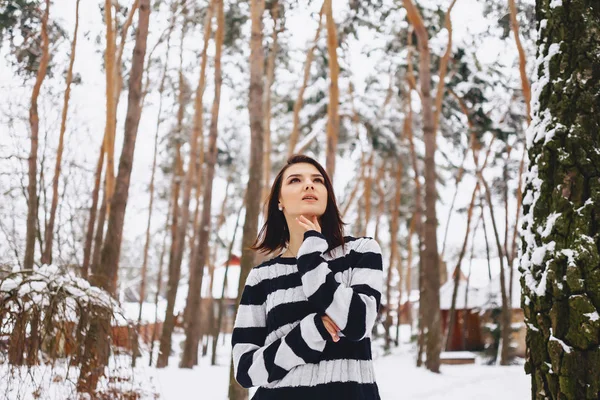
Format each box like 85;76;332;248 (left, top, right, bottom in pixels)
231;230;383;400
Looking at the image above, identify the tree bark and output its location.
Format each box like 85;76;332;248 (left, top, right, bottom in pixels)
229;0;265;397
82;146;104;279
361;155;374;237
156;1;195;368
521;1;600;398
24;0;51;270
103;0;117;213
149;196;172;367
136;10;175;349
78;1;150;393
41;0;80;265
387;158;402;349
324;0;340;179
212;203;244;366
403;0;449;372
172;0;212;334
180;0;224;368
262;1;280;205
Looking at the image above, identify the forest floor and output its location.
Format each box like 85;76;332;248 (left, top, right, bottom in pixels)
0;329;530;399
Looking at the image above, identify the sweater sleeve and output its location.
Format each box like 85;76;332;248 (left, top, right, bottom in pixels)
231;269;332;389
296;231;383;341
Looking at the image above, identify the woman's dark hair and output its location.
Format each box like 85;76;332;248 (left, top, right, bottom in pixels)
251;154;345;255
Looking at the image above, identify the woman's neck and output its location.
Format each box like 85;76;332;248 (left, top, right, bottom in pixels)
283;216;306;257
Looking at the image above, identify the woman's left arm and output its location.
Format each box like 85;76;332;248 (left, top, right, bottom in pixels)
296;231;383;341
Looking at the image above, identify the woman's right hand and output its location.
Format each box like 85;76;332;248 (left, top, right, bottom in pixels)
321;315;340;342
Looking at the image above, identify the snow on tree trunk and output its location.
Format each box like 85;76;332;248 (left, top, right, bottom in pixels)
520;1;600;398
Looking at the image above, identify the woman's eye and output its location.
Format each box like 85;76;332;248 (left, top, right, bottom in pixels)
315;178;324;184
290;178;300;183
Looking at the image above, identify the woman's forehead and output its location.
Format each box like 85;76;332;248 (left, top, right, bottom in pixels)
283;163;321;178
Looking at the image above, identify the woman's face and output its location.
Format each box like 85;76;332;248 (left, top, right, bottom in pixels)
278;163;328;218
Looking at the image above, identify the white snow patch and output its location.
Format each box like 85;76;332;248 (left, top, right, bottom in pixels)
584;311;599;322
550;0;562;8
539;212;560;238
549;334;572;353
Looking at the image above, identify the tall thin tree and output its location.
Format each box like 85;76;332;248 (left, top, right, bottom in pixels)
23;0;51;270
41;0;80;265
78;0;151;393
181;0;225;368
229;0;265;397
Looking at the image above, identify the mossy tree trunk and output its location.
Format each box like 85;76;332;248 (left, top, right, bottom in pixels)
520;1;600;399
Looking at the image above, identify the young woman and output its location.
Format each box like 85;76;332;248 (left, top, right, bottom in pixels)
231;154;383;399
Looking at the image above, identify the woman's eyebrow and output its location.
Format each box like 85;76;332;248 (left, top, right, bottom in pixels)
286;173;324;179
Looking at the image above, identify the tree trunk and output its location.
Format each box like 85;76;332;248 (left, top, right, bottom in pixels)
24;0;51;270
181;0;224;368
90;179;107;276
262;1;280;205
403;0;444;372
136;13;175;351
171;0;213;337
479;173;511;365
229;0;265;397
387;158;402;349
82;146;105;279
324;0;340;180
156;145;183;368
361;155;374;237
156;1;196;368
78;1;150;393
288;5;324;159
103;0;117;213
149;196;172;367
41;0;80;265
521;1;600;398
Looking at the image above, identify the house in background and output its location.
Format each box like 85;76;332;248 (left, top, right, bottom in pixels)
439;258;525;358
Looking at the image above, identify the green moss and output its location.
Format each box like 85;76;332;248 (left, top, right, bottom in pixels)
565;295;599;349
566;265;585;293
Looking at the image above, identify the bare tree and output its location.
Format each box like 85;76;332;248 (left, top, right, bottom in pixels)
181;0;225;368
157;0;213;368
78;0;151;392
24;0;51;270
403;0;456;373
261;1;281;204
41;0;80;265
229;0;265;397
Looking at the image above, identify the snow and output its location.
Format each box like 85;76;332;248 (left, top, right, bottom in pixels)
584;312;599;322
549;334;572;354
144;333;530;400
549;0;562;8
539;212;560;238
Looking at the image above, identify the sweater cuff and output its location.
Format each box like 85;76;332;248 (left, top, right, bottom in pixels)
298;230;328;255
313;313;333;342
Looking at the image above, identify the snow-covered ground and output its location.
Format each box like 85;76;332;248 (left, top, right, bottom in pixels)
0;330;530;399
149;332;530;400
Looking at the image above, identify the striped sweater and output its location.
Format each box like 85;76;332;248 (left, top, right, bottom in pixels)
231;230;383;400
